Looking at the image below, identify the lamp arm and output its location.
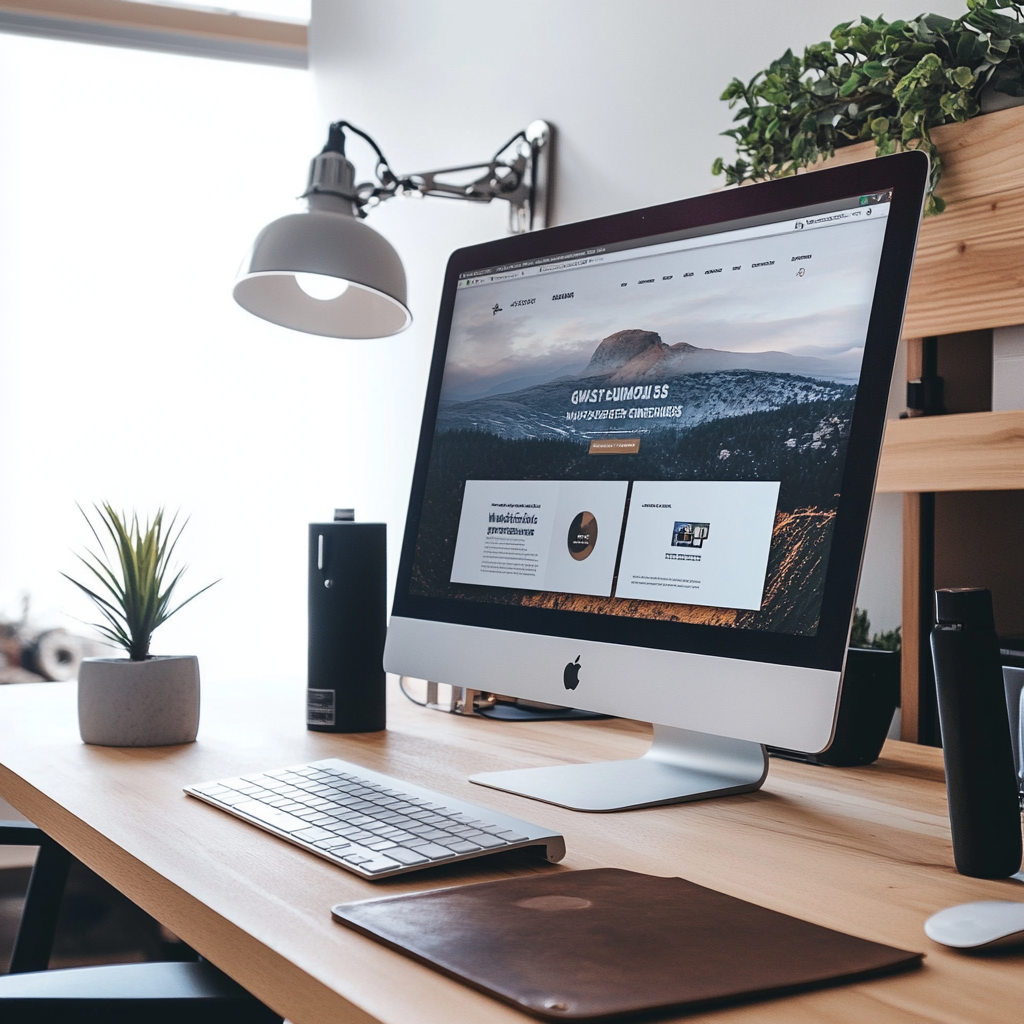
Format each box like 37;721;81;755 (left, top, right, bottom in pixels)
308;121;552;234
400;129;531;205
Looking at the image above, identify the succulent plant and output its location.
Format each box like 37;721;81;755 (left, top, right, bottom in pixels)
63;504;217;661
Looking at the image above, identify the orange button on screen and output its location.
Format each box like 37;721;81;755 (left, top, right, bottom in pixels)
588;438;640;455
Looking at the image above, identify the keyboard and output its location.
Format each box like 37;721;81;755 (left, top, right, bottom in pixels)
185;758;566;879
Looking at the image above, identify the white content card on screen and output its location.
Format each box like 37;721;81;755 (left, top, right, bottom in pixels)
451;479;628;597
615;480;780;610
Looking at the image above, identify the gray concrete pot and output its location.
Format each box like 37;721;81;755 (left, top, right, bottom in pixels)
78;655;200;747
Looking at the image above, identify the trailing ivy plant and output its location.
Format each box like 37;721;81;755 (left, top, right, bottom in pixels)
713;1;1024;214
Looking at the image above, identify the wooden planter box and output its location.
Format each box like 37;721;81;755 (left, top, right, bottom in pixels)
825;104;1024;339
827;111;1024;495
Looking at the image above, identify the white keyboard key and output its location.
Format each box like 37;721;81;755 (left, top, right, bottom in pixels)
314;838;355;852
234;801;310;834
214;792;254;807
471;834;507;849
388;848;429;865
414;843;455;860
446;841;483;854
362;856;402;874
294;826;335;842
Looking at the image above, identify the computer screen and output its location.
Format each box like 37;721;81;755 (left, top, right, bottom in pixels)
385;152;926;808
410;190;890;638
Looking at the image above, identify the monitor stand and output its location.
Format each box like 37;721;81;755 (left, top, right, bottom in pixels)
469;725;768;812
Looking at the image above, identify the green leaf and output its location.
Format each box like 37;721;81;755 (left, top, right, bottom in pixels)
951;64;975;88
712;5;1024;214
838;72;863;97
63;504;218;660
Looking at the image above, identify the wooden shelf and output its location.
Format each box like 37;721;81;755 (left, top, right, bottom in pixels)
877;410;1024;493
816;110;1024;742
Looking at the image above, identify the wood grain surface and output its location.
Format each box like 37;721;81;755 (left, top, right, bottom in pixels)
903;187;1024;339
877;410;1024;492
812;105;1024;338
820;104;1024;205
0;677;1021;1024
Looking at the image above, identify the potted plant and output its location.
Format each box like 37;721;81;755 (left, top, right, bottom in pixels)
64;504;217;747
713;2;1024;214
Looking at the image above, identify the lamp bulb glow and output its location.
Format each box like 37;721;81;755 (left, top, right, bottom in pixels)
294;273;350;301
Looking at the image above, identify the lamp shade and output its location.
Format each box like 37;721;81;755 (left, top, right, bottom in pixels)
233;205;411;339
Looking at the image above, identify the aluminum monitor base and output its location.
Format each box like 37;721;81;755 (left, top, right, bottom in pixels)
470;725;769;812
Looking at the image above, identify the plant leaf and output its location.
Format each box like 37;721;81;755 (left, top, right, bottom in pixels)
63;504;217;660
712;3;1024;208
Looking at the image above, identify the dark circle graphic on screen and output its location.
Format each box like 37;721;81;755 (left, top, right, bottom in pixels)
567;512;598;560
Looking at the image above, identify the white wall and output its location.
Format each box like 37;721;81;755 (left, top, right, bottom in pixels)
310;0;965;633
857;337;909;634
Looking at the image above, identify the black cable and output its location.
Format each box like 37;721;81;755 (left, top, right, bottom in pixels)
321;122;347;155
330;121;397;186
398;676;428;707
319;122;527;210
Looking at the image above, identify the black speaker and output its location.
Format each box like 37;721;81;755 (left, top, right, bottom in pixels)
768;647;900;767
931;588;1023;879
307;512;386;733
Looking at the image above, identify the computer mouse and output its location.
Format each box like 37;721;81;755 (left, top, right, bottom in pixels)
924;901;1024;949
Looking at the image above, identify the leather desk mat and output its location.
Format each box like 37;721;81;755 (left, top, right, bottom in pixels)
332;867;922;1020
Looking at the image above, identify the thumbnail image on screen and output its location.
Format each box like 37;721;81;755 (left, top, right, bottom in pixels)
408;193;891;636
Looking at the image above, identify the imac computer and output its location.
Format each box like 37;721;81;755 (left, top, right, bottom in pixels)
384;151;928;811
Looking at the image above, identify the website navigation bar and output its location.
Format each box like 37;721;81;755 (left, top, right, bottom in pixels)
458;199;888;291
458;192;891;287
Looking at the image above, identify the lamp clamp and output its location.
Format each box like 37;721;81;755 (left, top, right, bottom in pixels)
303;120;552;234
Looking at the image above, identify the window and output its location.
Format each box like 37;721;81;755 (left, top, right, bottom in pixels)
0;32;326;682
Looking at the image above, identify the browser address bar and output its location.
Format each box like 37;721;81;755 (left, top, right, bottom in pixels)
459;202;889;287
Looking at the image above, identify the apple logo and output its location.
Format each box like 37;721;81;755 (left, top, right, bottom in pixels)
563;655;581;690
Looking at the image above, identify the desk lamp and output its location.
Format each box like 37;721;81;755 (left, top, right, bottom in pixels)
233;119;552;338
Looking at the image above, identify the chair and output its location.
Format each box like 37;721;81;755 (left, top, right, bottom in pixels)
0;821;282;1023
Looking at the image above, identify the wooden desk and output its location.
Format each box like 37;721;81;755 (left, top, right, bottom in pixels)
0;677;1021;1024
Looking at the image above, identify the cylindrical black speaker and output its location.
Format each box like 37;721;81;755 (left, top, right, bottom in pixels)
307;511;386;733
930;588;1023;878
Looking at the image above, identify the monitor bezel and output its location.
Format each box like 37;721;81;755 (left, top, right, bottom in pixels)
391;151;927;674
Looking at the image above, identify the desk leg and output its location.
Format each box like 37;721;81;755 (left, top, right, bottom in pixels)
9;833;72;974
